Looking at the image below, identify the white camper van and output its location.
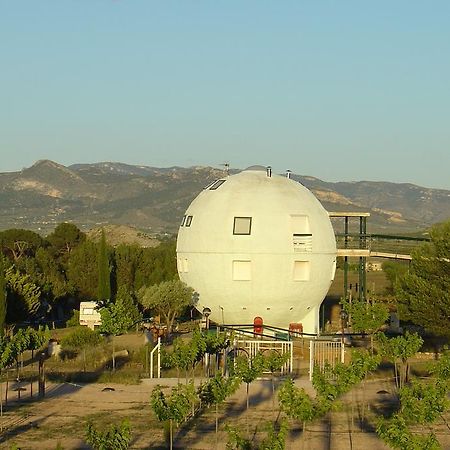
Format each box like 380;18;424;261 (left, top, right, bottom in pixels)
79;301;102;330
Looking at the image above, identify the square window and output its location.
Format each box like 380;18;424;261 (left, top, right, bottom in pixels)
293;261;310;281
185;216;193;227
233;260;252;280
233;217;252;235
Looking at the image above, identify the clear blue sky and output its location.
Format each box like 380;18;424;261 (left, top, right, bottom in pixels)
1;1;449;189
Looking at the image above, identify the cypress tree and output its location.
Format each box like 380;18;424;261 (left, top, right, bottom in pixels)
97;229;111;302
0;258;6;335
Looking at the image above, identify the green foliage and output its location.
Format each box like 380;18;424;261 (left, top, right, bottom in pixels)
137;279;193;333
5;265;41;322
0;228;45;261
66;309;80;327
382;260;409;293
97;229;111;302
151;382;196;424
225;425;252;450
280;350;381;425
341;297;389;337
85;419;132;450
259;419;288;450
312;350;381;403
113;244;141;291
61;326;102;350
0;326;49;369
377;414;441;450
377;331;423;389
46;222;86;260
134;241;177;289
198;373;241;407
99;294;139;336
396;220;450;338
0;259;6;335
67;240;98;299
264;351;290;374
225;420;288;450
377;332;423;363
278;379;316;422
234;353;265;385
399;380;449;425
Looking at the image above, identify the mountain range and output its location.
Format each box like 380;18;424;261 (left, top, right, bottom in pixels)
0;159;449;236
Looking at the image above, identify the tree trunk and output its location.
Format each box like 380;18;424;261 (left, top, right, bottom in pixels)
271;373;275;421
215;403;219;449
246;383;249;435
170;418;173;450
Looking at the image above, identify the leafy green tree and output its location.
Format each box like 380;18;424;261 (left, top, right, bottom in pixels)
278;378;316;442
99;290;141;371
259;419;289;450
0;229;45;262
113;244;141;292
170;337;198;383
376;349;450;450
151;382;196;450
382;260;409;294
341;296;389;353
67;240;98;299
97;229;111;302
234;353;265;414
396;220;450;338
137;279;193;334
46;222;86;261
134;241;177;289
377;332;423;389
264;351;290;418
377;415;441;450
85;419;132;450
5;266;41;322
35;247;70;300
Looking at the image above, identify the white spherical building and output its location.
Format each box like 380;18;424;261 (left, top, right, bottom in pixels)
176;166;337;334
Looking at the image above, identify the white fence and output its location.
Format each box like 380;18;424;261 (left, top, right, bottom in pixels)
309;340;344;381
235;339;293;374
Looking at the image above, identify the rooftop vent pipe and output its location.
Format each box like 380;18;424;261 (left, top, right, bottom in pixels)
266;166;272;177
286;170;291;179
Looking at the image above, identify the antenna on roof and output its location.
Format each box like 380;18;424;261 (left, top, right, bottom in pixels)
220;162;230;176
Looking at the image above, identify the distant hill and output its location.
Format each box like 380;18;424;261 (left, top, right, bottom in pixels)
0;159;449;235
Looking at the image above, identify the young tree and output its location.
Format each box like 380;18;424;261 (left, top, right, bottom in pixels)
396;220;450;339
199;373;241;445
341;296;389;353
137;279;193;334
99;291;140;371
377;331;423;390
234;353;265;414
151;383;196;450
264;351;290;419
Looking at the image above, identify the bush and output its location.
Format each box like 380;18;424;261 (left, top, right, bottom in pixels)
66;309;80;327
61;326;102;351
